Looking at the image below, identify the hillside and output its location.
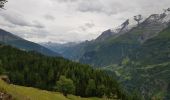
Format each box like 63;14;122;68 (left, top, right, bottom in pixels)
131;24;170;64
103;26;170;99
0;29;60;57
0;79;103;100
0;44;133;99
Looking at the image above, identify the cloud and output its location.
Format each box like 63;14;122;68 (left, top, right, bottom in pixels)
44;15;55;21
85;22;95;28
77;0;103;13
0;0;170;43
0;12;32;27
53;0;135;15
0;11;45;28
55;0;78;3
32;21;45;28
79;22;95;31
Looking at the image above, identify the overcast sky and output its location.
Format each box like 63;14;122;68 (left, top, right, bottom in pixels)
0;0;170;43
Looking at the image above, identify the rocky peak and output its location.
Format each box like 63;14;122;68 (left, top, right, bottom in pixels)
95;29;116;42
95;17;143;42
95;8;170;42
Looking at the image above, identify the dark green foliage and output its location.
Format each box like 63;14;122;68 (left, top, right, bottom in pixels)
0;60;5;74
56;76;75;96
165;83;170;100
0;44;127;99
85;79;96;97
0;0;7;9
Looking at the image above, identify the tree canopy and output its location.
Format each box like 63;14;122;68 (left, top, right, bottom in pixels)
0;44;130;99
56;76;75;97
0;0;7;9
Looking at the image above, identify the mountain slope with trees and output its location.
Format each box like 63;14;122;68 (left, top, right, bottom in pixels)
103;25;170;99
0;44;135;99
43;9;170;67
42;9;170;99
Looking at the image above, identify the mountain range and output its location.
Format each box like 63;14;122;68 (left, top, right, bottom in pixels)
42;9;170;99
42;9;170;67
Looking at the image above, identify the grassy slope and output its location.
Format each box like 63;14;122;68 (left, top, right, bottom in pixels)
0;80;103;100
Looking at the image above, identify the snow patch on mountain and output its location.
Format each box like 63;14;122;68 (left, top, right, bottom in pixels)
111;17;145;34
163;11;170;23
96;8;170;42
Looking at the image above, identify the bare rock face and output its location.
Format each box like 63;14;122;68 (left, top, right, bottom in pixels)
95;9;170;43
137;14;168;43
95;29;117;42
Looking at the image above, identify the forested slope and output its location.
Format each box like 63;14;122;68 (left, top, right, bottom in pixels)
0;44;132;99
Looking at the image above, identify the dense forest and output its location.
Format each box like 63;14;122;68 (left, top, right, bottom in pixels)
0;44;137;99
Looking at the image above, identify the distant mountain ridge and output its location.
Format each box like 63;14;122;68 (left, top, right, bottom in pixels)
78;11;170;66
0;29;60;57
42;8;170;67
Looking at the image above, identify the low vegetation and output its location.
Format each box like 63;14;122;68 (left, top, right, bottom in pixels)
0;79;104;100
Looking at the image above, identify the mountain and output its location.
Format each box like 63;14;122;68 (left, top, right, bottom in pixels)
0;29;60;57
41;41;90;61
41;42;80;54
42;10;170;67
0;44;132;99
89;10;170;99
39;8;170;99
79;11;170;67
95;18;139;42
104;25;170;99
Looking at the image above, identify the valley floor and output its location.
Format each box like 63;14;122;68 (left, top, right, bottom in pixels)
0;80;106;100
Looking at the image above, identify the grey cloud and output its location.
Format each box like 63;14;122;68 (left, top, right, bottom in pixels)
85;22;95;28
33;21;45;28
79;22;95;32
76;0;121;15
0;12;32;27
77;0;103;12
13;28;48;39
0;12;45;28
1;0;170;43
55;0;78;3
0;22;16;28
44;15;55;21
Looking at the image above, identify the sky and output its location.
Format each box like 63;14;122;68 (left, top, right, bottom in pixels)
0;0;170;43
